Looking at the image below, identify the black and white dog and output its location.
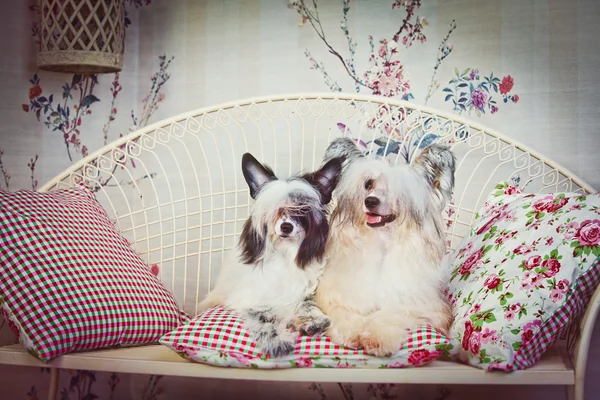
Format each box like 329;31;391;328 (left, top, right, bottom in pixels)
198;152;343;357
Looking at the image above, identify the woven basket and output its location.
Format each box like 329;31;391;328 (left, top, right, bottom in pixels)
37;0;126;74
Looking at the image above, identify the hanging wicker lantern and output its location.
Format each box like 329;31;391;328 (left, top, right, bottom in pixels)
37;0;126;74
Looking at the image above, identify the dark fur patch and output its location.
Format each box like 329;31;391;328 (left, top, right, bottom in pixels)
245;308;277;324
323;137;364;170
412;144;456;205
295;211;329;268
241;153;278;199
301;157;343;205
239;217;266;265
243;308;296;357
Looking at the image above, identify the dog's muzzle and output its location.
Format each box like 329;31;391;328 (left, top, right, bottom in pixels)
365;212;397;228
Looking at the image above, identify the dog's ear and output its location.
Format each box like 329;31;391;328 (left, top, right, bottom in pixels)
303;157;343;205
239;218;266;265
322;137;364;170
296;213;328;269
412;143;456;207
241;153;277;199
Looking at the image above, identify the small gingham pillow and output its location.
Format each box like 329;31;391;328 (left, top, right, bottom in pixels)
0;187;189;362
160;306;449;368
447;182;600;371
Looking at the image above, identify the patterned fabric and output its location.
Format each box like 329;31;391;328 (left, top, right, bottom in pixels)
0;187;189;362
159;306;449;369
447;182;600;371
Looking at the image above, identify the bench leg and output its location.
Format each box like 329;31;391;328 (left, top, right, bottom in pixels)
48;368;60;400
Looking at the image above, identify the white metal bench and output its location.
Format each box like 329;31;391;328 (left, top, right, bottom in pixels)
1;93;596;400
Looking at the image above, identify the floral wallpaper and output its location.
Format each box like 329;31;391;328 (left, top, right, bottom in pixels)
1;0;599;399
291;0;519;115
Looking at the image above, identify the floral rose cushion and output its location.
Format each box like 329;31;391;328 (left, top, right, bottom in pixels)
447;182;600;371
160;306;449;368
0;187;189;362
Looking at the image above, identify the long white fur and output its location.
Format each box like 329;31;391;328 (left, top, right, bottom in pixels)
199;180;325;316
198;154;341;357
315;139;455;357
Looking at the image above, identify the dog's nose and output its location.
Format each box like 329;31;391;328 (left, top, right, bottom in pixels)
280;222;294;235
364;196;380;209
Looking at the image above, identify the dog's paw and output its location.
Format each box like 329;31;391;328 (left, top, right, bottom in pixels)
360;329;408;358
302;316;330;336
258;336;297;358
326;325;361;350
289;315;331;337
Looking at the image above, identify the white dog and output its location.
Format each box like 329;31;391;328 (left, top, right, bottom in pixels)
314;137;455;357
198;152;343;357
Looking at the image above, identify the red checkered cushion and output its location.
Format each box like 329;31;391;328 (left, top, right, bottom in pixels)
160;307;449;369
0;187;188;362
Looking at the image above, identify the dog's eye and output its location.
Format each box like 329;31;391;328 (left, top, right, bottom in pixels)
364;179;374;191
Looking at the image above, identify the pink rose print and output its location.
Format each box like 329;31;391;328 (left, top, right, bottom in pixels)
570;203;582;211
575;220;600;246
175;344;199;357
510;303;523;313
462;320;482;355
229;352;255;365
467;330;482;355
295;357;313;367
513;244;531;255
462;320;475;351
541;258;561;278
504;185;521;195
545;237;554;246
408;349;441;366
336;361;353;368
532;195;568;213
459;249;484;275
504;310;516;321
563;221;580;240
458;241;474;257
556;279;570;293
521;271;544;290
387;361;407;368
484;274;502;290
476;214;500;235
480;328;499;344
512;94;520;103
550;288;564;303
521;320;542;345
525;255;542;270
471;303;482;314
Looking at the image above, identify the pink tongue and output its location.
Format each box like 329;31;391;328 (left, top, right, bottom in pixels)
366;214;382;224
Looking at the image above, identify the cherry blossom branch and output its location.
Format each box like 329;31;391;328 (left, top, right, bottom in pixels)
0;148;10;190
391;0;421;43
27;155;39;190
293;0;372;90
305;50;342;92
97;55;173;192
340;0;359;92
134;55;173;129
103;73;123;145
424;20;457;105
